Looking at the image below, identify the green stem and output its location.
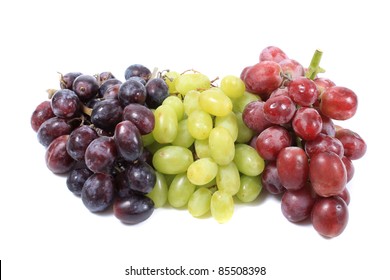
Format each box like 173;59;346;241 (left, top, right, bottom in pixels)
305;49;325;80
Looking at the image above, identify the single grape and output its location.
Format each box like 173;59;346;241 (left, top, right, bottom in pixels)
279;58;305;79
261;161;285;195
194;139;211;158
187;157;218;186
59;72;83;89
320;86;358;120
66;125;98;161
115;170;134;198
174;72;210;96
37;117;73;147
122;103;155;135
214;112;238;142
51;89;81;118
66;167;93;196
287;77;318;106
220;75;245;99
235;112;255;143
162;95;185;121
91;99;123;132
259;46;288;63
31;100;55;132
263;95;296;124
114;120;143;162
81;173;115;213
209;127;235;166
232;91;260;113
124;64;151;81
145;78;169;109
281;183;316;223
187;110;213;140
188;187;212;217
255;125;292;161
152;104;178;143
199;88;233;117
236;174;262;203
84;136;118;174
210;191;234;223
320;113;336;137
313;77;336;95
45;135;76;174
337;187;351;205
183;90;201;116
118;79;147;107
335;128;367;160
304;133;344;158
163;70;180;94
171;119;195;148
216;162;240;196
152;146;194;174
292;107;323;141
98;78;122;99
168;173;196;208
241;100;272;133
114;194;154;224
98;71;115;84
146;172;168;208
341;156;355;182
125;160;156;195
234;144;265;176
311;196;349;238
72;74;99;102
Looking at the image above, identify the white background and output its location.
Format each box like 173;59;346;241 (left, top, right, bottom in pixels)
1;0;389;279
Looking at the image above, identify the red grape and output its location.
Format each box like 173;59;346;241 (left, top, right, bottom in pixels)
45;135;76;174
241;100;272;133
335;128;367;160
281;183;316;222
261;161;285;195
288;77;318;106
255;126;292;161
31;100;55;132
320;86;358;120
292;107;323;141
263;95;296;124
259;46;288;63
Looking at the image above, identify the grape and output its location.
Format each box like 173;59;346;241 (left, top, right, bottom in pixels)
188;187;212;217
287;77;318;106
279;58;304;79
81;173;115;213
236;175;262;203
45;135;76;174
277;147;309;191
232;91;260;113
31;101;55;132
335;128;367;160
122;103;155;135
115;171;134;198
99;78;122;99
259;46;288;63
311;196;349;237
59;72;83;89
66;167;93;196
91;99;123;132
337;187;350;205
235;112;255;143
72;74;99;102
66;125;98;161
114;194;154;224
320;86;358;120
320;113;336;137
313;77;336;95
292;107;323;141
125;160;156;194
242;100;272;134
124;64;151;81
118;79;147;107
209;127;235;166
199;88;233;117
194;139;211;158
174;72;210;96
168;173;196;208
216;162;240;195
304;133;344;158
183;90;201;116
163;70;180;94
98;71;115;84
84;136;117;174
145;78;169;109
152;146;193;174
146;171;168;208
263;95;296;124
261;161;285;195
210;191;234;223
37;117;73;147
214;112;238;141
152;104;178;143
234;144;265;176
187;110;213;140
281;183;316;223
341;156;355;182
114;120;143;162
309;151;347;197
50;89;81;118
187;157;218;186
220;75;245;99
255;125;292;161
162;95;185;121
171;119;195;148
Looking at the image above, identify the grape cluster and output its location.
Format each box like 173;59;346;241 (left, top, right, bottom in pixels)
240;46;367;237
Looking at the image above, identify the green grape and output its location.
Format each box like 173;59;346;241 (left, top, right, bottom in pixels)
152;146;194;174
232;91;261;113
210;190;234;223
214;112;238;141
145;140;169;154
233;144;265;176
175;73;210;96
194;139;211;158
195;177;216;189
168;173;196;208
209;127;235;165
146;171;168;207
187;110;213;140
171;119;195;148
142;132;155;146
188;187;212;217
199;88;233;117
220;75;246;99
152;104;178;143
183;90;201;116
187;157;218;185
216;162;240;195
162;95;184;121
236;174;262;203
235;112;255;143
163;71;180;94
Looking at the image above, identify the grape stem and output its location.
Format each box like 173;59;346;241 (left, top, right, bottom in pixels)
305;49;325;80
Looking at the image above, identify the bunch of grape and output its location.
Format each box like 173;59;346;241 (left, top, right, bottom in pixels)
240;46;367;237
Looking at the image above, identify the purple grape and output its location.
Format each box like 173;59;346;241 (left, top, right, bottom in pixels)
122;103;155;135
81;173;115;213
66;167;93;196
91;99;123;132
37;117;73;147
124;64;151;81
51;89;81;118
114;120;143;162
118;79;147;107
125;160;156;194
145;78;169;109
59;72;83;89
85;136;118;174
66;125;99;161
98;78;122;98
45;135;76;174
114;194;154;224
72;74;99;102
31;100;55;132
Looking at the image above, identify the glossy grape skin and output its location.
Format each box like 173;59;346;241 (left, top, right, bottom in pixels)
122;103;155;135
259;46;288;63
98;78;122;98
91;99;123;132
281;183;316;223
335;128;367;160
311;196;349;238
236;175;262;203
263;95;296;124
145;78;169;109
313;77;336;95
168;173;196;208
337;187;350;205
210;191;234;223
279;58;304;79
288;77;318;106
72;74;99;102
98;71;115;84
59;72;83;89
242;101;272;133
341;156;355;182
114;194;154;224
124;64;151;81
261;161;285;195
66;125;98;161
309;151;347;197
115;171;134;198
66;167;93;196
277;147;309;191
152;104;178;143
118;79;147;107
146;171;168;208
31;100;55;132
85;136;118;174
114;120;143;162
45;135;76;174
125;160;156;194
81;173;115;213
50;89;81;118
320;86;358;120
320;113;336;137
37;117;73;147
292;107;323;141
152;146;194;175
244;61;283;100
255;126;292;161
188;187;212;217
304;133;344;158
